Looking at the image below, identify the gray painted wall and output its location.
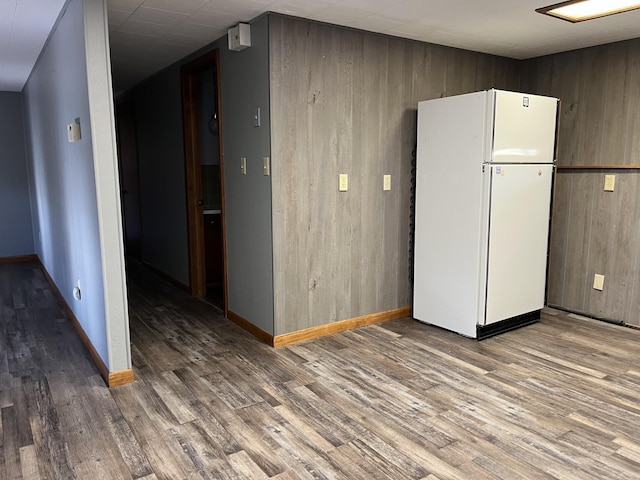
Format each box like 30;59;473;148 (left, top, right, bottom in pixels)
521;38;640;325
219;16;274;334
269;16;520;335
134;69;190;285
23;0;130;372
0;92;34;257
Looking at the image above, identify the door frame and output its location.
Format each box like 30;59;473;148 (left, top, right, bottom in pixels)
180;49;228;314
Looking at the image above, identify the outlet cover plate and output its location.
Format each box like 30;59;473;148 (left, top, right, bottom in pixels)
339;174;348;192
593;274;605;291
604;175;615;192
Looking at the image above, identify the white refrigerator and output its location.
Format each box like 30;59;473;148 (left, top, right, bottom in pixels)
413;89;559;339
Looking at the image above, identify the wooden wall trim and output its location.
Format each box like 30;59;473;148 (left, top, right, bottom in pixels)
37;258;134;388
180;49;221;299
227;310;274;345
557;165;640;170
108;369;135;387
0;254;38;264
181;61;205;297
273;307;412;348
227;307;412;348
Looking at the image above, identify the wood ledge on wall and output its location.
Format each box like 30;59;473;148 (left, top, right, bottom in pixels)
556;165;640;170
228;306;412;348
32;257;134;388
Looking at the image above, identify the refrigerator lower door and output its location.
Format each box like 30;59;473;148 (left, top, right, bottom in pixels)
484;164;553;325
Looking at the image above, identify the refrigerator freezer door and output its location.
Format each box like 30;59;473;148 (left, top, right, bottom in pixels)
491;90;558;164
413;92;487;338
484;164;553;325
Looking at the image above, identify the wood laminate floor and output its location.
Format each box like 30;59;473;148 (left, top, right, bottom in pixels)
2;260;640;479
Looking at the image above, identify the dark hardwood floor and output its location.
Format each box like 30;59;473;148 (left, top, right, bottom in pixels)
2;260;640;479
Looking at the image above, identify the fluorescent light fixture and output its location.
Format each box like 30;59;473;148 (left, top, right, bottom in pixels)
537;0;640;22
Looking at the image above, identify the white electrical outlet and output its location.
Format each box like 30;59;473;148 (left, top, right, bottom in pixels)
339;174;348;192
593;274;605;291
604;175;615;192
383;174;391;191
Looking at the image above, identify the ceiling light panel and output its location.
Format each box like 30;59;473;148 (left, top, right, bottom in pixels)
537;0;640;22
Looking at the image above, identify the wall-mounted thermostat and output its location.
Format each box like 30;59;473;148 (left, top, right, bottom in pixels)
228;23;251;51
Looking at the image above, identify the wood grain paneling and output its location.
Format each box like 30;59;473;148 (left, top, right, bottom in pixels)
269;15;520;335
546;172;571;306
565;172;597;313
625;42;640;166
601;44;631;167
523;38;640;325
579;47;608;167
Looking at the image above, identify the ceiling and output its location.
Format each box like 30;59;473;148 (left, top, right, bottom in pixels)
0;0;67;91
2;0;640;94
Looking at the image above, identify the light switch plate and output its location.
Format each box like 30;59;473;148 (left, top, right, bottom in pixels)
383;174;391;191
263;157;270;176
604;175;615;192
593;274;605;291
240;157;247;175
339;174;348;192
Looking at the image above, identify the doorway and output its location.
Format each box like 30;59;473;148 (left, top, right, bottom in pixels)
115;96;142;260
181;50;227;313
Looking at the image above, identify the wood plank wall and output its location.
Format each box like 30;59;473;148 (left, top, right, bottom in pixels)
520;38;640;325
269;15;519;335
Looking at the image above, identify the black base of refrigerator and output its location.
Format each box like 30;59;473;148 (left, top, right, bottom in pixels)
476;310;540;340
